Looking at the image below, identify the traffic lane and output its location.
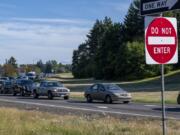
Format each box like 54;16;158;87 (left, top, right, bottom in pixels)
0;95;180;119
17;96;180;116
0;95;164;113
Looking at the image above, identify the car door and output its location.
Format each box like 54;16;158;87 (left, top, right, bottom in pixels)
39;82;46;95
90;84;99;100
97;84;106;100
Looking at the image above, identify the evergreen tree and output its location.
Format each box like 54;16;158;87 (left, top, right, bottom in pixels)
7;56;17;68
124;0;144;42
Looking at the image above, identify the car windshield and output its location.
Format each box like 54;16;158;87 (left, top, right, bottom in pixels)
46;82;63;87
21;80;33;85
5;81;11;85
104;84;125;92
27;73;35;76
1;77;8;80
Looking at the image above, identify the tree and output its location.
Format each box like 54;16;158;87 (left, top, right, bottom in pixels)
6;56;17;68
124;0;144;42
72;50;80;77
36;60;44;72
3;64;17;77
45;61;53;73
50;60;58;73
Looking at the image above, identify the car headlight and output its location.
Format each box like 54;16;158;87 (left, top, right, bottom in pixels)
127;93;132;97
67;89;70;92
114;93;120;97
53;89;57;92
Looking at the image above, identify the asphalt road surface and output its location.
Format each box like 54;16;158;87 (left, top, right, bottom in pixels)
0;95;179;120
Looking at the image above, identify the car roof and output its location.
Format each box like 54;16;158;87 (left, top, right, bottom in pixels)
41;80;60;83
17;79;32;81
93;83;115;86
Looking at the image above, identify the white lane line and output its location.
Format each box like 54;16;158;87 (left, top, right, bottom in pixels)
97;106;108;109
0;99;178;120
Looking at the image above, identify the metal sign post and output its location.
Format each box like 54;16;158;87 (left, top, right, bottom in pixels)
160;13;166;135
161;64;166;135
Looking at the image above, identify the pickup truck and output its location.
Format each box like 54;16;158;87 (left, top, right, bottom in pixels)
32;81;70;100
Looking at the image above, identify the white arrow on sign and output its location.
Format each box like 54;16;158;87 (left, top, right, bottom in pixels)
167;0;178;9
143;0;178;11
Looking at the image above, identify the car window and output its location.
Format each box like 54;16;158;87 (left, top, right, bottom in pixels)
91;84;98;91
33;82;40;87
104;84;125;92
99;85;105;91
40;82;45;87
16;80;21;84
46;82;63;87
21;80;33;85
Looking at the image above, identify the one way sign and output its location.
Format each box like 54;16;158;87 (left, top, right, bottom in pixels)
141;0;180;15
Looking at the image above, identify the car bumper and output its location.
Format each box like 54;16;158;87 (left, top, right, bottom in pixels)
111;96;132;102
52;92;70;97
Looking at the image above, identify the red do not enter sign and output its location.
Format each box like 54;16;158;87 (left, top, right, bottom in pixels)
145;17;178;64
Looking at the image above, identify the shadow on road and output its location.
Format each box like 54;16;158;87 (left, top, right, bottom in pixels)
68;100;126;105
0;94;13;96
153;107;180;112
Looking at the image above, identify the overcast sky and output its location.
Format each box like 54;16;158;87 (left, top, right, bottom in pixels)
0;0;133;64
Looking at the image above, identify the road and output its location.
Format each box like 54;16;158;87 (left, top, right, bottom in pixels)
0;95;179;120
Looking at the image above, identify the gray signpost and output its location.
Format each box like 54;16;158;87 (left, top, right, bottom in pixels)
141;0;180;135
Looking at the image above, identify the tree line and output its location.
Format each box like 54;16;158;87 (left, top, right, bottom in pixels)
72;0;180;80
0;57;71;77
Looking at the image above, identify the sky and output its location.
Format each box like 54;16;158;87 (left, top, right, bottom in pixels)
0;0;133;64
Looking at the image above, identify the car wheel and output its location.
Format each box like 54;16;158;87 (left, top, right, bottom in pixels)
64;96;69;100
33;90;39;99
105;95;112;104
123;101;130;104
20;90;25;96
86;95;93;103
177;94;180;104
48;91;53;100
13;91;17;96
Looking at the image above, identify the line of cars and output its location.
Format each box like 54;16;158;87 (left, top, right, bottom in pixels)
0;77;70;100
0;76;132;103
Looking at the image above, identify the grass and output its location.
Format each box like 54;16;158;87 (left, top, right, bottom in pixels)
54;73;74;79
132;91;179;104
0;107;180;135
70;91;179;104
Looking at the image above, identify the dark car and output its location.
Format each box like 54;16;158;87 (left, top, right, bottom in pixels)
84;83;132;104
0;80;13;94
26;73;36;80
0;77;9;81
13;79;34;96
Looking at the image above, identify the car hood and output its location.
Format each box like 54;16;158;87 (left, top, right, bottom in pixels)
108;90;128;94
50;87;70;91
